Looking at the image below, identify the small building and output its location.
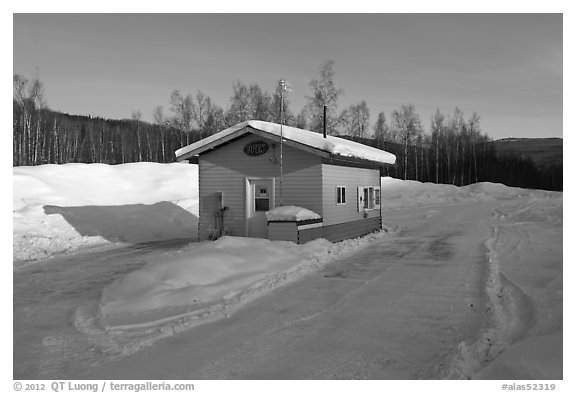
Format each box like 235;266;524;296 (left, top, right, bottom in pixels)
175;120;396;243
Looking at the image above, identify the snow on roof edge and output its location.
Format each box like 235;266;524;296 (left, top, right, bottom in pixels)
174;121;248;158
175;120;396;165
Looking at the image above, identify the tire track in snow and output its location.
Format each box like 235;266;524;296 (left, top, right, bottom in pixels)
442;216;536;379
190;237;420;379
36;301;129;377
38;335;70;378
278;240;415;330
73;301;129;362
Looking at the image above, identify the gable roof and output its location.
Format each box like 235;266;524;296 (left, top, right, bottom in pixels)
175;120;396;166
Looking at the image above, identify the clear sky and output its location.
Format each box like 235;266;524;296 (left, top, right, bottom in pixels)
13;13;563;140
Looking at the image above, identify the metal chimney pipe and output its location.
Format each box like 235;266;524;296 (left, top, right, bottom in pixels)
323;105;327;138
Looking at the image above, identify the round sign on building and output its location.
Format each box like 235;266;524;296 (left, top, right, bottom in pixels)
244;141;269;156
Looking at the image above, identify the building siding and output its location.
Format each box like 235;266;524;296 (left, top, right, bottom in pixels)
198;131;322;241
298;226;325;244
296;217;381;244
322;216;382;242
268;222;298;243
321;164;381;226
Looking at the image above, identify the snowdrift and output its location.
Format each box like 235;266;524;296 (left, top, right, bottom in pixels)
99;236;340;328
97;231;385;331
13;163;199;262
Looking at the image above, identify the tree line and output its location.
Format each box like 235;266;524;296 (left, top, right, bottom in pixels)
13;61;562;191
13;74;202;166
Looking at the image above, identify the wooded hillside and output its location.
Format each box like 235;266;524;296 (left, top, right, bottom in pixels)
13;63;562;191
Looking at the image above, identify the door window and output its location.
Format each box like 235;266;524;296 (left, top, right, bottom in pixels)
255;186;270;211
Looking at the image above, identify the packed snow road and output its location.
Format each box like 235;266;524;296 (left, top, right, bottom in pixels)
15;200;503;380
13;239;195;379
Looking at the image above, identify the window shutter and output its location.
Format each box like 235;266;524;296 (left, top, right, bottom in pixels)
357;187;364;212
374;186;381;209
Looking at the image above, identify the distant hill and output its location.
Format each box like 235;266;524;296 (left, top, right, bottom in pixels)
489;137;563;169
341;134;562;191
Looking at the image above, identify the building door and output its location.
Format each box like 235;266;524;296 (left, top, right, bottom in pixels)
246;178;275;238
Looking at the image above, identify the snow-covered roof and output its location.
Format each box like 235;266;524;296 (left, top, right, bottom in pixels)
175;120;396;166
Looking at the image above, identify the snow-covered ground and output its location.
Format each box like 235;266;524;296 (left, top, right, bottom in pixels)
12;163;563;380
13;163;199;263
379;177;563;379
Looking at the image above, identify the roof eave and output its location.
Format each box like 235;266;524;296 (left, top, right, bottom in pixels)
175;127;249;160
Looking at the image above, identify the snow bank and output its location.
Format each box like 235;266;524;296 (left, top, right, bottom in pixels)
266;205;322;222
380;177;560;208
99;232;385;330
461;182;557;201
14;162;198;209
380;177;467;208
13;163;199;263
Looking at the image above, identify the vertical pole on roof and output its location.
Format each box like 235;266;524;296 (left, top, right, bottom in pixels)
323;105;327;138
279;79;286;207
278;79;292;207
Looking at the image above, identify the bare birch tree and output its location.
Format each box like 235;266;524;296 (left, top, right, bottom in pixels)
373;111;390;149
306;60;344;134
391;104;423;180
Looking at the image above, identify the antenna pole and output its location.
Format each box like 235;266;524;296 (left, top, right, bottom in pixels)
279;80;284;207
323;105;327;138
278;79;291;207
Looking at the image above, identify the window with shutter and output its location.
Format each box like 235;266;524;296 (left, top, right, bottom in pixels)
357;185;381;210
357;187;364;212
